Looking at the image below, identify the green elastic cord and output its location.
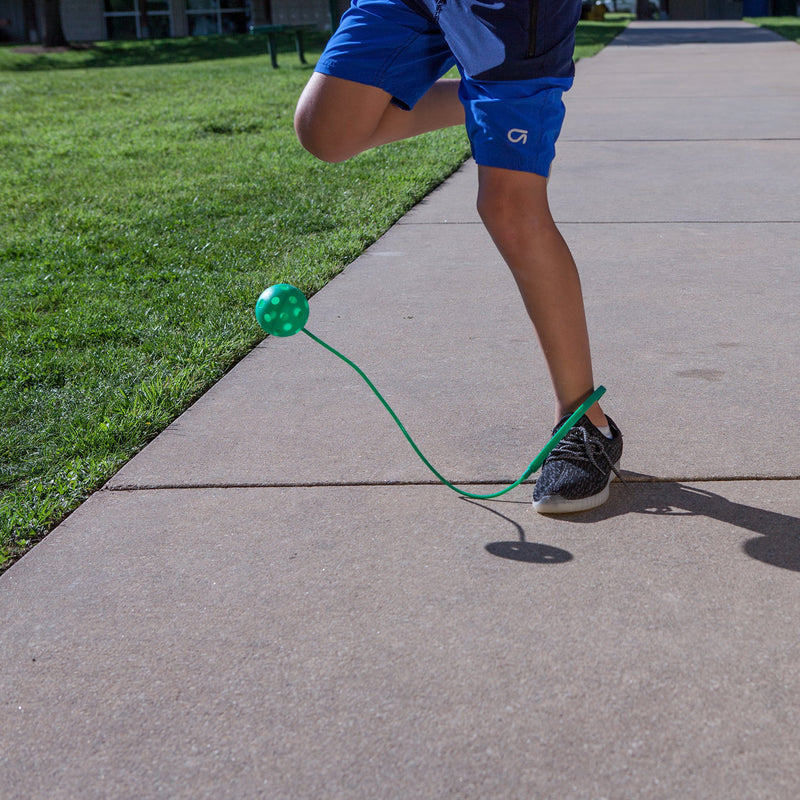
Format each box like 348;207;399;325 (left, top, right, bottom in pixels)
302;328;606;500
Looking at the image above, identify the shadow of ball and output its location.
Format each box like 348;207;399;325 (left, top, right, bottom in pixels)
485;541;573;563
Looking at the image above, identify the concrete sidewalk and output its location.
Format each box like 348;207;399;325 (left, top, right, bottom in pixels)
2;20;799;799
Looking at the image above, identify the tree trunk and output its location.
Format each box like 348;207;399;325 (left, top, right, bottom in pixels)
42;0;68;47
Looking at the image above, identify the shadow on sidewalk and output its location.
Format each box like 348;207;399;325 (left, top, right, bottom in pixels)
467;499;575;564
473;477;800;572
617;477;800;572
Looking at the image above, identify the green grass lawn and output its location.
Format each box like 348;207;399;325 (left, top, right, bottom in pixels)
0;22;627;573
746;17;800;43
574;15;631;58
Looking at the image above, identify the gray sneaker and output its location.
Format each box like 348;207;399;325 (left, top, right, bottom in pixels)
533;414;623;514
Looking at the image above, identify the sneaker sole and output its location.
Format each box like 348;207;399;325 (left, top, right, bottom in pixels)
532;461;620;515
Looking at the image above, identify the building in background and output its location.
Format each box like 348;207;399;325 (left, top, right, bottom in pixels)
1;0;794;43
0;0;350;44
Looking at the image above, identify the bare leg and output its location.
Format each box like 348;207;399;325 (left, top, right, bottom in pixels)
476;165;607;428
295;74;605;428
295;73;464;163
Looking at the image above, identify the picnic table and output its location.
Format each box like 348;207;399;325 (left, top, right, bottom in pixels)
249;23;317;69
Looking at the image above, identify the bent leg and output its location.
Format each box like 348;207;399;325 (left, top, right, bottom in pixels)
295;73;464;163
476;164;607;428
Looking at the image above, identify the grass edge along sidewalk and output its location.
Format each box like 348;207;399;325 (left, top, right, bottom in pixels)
0;20;628;574
744;17;800;44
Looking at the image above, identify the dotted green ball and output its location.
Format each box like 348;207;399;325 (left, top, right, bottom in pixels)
255;284;309;336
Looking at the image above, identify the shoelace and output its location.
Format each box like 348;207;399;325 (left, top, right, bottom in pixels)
548;425;625;484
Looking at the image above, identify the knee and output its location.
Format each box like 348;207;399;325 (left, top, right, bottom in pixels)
476;188;513;236
294;72;389;163
476;173;555;245
475;189;535;247
294;102;350;163
294;86;371;163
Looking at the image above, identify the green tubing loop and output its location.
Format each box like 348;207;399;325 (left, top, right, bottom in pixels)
301;328;606;500
254;283;606;500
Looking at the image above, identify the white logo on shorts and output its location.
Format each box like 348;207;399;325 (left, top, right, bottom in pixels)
507;128;528;144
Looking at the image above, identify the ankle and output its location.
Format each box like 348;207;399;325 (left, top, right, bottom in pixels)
585;407;608;429
555;403;607;429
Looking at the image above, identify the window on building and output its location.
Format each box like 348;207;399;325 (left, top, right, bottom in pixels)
104;0;173;40
186;0;249;36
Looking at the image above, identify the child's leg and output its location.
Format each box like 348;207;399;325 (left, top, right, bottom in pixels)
295;70;606;428
294;0;620;512
294;0;460;162
476;165;607;428
295;74;464;164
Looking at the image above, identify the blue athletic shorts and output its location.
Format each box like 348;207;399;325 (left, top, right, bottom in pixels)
315;0;580;175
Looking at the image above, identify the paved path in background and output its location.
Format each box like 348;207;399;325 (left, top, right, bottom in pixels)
2;21;799;800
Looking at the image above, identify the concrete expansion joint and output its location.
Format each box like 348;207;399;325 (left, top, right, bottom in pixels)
101;475;800;493
397;219;482;225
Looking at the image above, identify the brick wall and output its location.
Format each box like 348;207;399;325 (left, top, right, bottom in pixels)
272;0;350;29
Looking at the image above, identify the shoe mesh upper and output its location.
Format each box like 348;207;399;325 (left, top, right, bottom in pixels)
533;415;623;502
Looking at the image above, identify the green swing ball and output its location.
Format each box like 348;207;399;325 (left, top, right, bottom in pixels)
253;282;606;499
255;283;309;336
